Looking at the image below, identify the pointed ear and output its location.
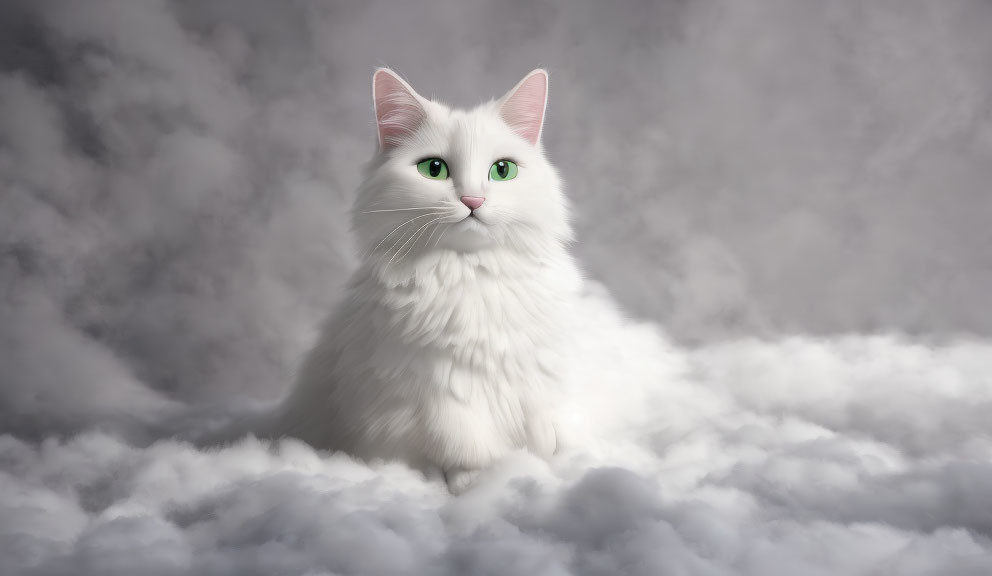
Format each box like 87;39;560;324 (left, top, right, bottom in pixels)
373;68;427;151
498;69;548;145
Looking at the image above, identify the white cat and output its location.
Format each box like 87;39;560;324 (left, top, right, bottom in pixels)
273;69;583;493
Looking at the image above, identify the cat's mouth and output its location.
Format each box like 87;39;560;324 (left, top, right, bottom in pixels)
454;213;489;234
436;212;493;249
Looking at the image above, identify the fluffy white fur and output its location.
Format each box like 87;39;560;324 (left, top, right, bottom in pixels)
271;69;583;493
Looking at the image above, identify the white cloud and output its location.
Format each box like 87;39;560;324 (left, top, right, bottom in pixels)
3;329;992;575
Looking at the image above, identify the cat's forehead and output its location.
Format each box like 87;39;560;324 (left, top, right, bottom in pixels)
431;101;499;129
421;101;522;151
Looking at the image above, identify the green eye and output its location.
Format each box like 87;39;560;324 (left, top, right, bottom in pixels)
489;159;518;181
416;158;448;180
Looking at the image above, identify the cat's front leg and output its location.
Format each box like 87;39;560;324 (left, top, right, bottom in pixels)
442;419;556;495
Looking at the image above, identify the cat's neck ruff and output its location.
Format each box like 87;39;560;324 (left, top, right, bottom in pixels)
367;241;575;290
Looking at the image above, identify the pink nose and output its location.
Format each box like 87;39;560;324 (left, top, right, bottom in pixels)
460;196;485;211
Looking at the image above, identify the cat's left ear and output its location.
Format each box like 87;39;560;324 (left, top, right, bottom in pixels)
498;69;548;146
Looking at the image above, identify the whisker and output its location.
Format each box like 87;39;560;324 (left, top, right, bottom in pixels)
407;215;459;260
388;215;450;268
433;222;453;249
423;220;444;249
375;216;434;268
364;212;444;260
426;216;463;250
360;206;451;214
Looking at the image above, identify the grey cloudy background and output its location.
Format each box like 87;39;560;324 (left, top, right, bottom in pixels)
2;1;992;575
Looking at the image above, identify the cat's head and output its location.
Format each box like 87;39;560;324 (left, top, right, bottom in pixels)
352;68;571;269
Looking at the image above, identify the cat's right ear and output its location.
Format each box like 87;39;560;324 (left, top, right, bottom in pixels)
373;68;427;152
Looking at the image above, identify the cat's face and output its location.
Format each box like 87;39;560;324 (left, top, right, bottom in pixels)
352;69;571;268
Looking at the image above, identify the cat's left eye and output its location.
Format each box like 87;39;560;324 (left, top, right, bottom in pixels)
417;158;449;180
489;160;518;181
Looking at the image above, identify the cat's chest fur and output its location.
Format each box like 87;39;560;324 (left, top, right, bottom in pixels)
357;249;580;400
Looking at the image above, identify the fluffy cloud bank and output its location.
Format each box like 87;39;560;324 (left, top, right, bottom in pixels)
4;326;992;575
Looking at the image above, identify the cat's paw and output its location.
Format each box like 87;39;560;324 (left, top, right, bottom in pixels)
444;468;481;495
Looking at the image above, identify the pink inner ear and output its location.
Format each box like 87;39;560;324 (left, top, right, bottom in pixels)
499;71;548;145
374;70;426;150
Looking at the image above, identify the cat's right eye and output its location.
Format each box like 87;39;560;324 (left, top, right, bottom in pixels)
416;158;449;180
